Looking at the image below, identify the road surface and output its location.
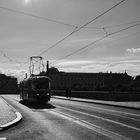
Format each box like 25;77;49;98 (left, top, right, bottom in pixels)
0;95;140;140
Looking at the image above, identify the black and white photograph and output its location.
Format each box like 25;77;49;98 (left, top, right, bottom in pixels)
0;0;140;139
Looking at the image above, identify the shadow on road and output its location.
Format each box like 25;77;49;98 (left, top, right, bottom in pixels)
19;100;56;109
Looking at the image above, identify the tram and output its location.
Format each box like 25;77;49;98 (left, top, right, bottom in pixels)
19;76;51;103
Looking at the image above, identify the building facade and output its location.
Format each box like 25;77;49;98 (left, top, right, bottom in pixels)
48;67;133;91
0;74;18;94
101;72;133;91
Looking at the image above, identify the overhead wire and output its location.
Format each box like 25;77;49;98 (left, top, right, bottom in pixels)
39;27;79;55
0;49;13;62
0;0;126;68
20;28;79;67
56;36;106;61
54;22;140;62
0;6;77;67
0;6;76;28
0;5;75;67
39;0;126;55
104;20;140;29
0;49;28;65
104;31;140;46
1;4;138;31
84;20;140;29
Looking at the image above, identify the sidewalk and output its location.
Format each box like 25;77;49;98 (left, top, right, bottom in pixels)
0;96;22;131
53;96;140;110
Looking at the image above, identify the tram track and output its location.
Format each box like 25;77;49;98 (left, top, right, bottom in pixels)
51;102;140;139
48;109;131;140
3;95;140;139
82;104;140;120
52;98;140;119
55;105;140;131
57;103;140;120
52;99;140;130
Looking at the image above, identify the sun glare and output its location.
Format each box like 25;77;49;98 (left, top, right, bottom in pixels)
24;0;31;4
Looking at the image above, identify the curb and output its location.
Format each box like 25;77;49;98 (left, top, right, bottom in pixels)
52;96;140;110
0;112;22;130
0;97;22;131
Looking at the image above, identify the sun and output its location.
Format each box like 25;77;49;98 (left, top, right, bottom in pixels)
24;0;31;4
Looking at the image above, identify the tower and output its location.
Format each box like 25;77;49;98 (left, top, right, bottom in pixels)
46;60;49;76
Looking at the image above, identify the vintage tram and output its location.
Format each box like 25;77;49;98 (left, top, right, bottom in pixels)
19;76;51;103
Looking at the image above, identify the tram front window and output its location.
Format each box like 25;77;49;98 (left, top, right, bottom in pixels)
31;79;49;90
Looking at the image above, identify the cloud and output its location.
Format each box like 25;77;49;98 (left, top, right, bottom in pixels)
55;58;140;76
0;61;45;82
0;65;28;82
125;48;140;55
57;60;93;67
1;57;140;82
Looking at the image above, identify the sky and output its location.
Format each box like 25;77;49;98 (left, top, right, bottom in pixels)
0;0;140;81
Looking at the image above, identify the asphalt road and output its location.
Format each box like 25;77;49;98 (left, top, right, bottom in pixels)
0;95;140;140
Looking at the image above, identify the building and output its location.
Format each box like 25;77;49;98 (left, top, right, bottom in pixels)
47;67;132;91
0;74;18;94
131;75;140;91
101;72;133;91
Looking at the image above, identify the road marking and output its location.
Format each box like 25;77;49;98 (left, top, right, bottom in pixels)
7;95;140;118
90;106;140;117
55;100;140;120
57;105;140;131
54;98;140;118
49;110;131;140
75;102;140;117
86;106;140;122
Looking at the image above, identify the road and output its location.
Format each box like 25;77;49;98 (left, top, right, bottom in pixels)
0;95;140;140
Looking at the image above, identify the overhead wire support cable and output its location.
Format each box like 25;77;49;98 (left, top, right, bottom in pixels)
56;22;140;61
0;6;76;28
39;27;78;55
0;49;13;62
104;20;140;29
39;27;79;55
15;0;126;66
75;0;126;31
57;36;106;61
84;20;140;29
107;22;140;36
39;0;126;55
103;27;109;36
81;26;103;29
